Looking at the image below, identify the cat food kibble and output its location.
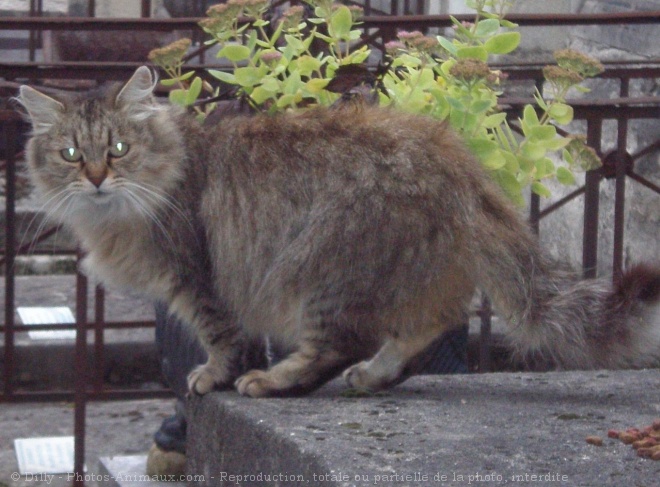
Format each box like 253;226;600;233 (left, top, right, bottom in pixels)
602;419;660;461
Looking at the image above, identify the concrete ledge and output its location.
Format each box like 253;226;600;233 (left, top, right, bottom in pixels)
187;370;659;486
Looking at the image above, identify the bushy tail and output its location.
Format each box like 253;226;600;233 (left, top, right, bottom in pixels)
472;202;660;370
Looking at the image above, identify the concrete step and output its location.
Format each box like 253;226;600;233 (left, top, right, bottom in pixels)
187;370;660;487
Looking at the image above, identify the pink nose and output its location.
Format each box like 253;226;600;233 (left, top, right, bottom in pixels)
87;174;106;188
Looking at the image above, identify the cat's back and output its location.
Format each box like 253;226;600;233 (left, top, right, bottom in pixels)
204;106;485;197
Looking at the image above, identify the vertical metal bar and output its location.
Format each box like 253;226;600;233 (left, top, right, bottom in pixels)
28;0;36;61
87;0;95;17
582;118;602;278
141;0;151;18
94;285;105;392
529;191;540;235
612;77;630;283
3;121;17;399
73;254;88;487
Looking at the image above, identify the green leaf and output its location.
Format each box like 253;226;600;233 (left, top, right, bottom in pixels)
535;157;555;178
483;112;507;128
474;19;501;38
520;140;546;162
456;46;489;61
532;181;552;198
160;78;179;87
548;103;574;124
295;55;322;77
529;125;557;141
218;44;252;62
556;166;576;185
186;77;202;105
179;71;195;81
522;104;540;126
482;149;507;170
283;70;302;95
437;36;457;55
484;32;520;54
495;170;524;205
305;78;329;93
251;86;274;105
563;148;575;166
467;138;498;159
168;89;187;106
329;5;352;40
234;66;266;87
208;70;237;84
284;34;305;52
260;76;280;92
471;99;493;114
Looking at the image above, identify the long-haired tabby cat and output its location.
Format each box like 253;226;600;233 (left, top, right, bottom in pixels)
18;67;660;398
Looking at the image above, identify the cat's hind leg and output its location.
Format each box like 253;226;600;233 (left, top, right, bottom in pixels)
235;333;357;398
342;326;445;392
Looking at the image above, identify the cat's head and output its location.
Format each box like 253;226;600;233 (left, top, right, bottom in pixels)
17;66;185;226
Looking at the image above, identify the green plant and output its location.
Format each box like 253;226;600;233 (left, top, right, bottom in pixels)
149;0;603;204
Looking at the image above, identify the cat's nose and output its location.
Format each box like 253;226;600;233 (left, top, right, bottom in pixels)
85;166;108;188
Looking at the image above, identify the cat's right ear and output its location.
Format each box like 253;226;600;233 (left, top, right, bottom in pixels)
116;66;157;106
17;86;65;134
115;66;161;120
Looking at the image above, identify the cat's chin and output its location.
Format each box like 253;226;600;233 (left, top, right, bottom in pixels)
88;191;116;205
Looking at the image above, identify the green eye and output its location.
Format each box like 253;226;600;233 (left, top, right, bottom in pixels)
109;141;130;158
60;147;82;163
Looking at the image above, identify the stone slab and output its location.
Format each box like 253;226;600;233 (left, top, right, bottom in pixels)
99;455;185;487
187;370;660;486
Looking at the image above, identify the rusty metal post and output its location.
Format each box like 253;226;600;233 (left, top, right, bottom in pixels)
93;285;105;392
141;0;151;18
74;254;88;487
612;78;630;282
3;121;17;399
582;118;602;278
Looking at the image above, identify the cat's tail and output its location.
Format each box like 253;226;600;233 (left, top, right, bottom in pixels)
472;201;660;370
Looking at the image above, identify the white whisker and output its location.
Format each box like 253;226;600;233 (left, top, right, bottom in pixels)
19;186;78;258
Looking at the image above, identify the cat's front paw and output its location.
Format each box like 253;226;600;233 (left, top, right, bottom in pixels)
343;361;387;392
187;361;230;396
235;370;280;398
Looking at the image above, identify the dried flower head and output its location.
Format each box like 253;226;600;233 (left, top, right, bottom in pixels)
280;5;305;30
449;59;492;83
260;50;283;64
384;40;405;55
565;135;602;171
148;38;191;69
397;30;424;42
347;5;364;22
554;49;604;78
410;35;439;52
543;65;584;92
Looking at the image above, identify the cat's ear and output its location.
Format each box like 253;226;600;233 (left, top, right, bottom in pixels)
116;66;157;106
17;86;65;134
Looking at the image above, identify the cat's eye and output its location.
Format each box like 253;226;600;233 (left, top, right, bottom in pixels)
109;141;130;158
60;147;82;163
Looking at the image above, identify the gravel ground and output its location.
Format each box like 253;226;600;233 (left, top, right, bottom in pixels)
0;398;177;487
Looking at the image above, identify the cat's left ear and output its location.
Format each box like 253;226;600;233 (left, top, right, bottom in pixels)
115;66;157;108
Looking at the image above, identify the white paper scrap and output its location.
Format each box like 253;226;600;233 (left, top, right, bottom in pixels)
14;437;75;475
17;307;76;340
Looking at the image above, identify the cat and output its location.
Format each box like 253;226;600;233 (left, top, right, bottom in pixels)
17;66;660;398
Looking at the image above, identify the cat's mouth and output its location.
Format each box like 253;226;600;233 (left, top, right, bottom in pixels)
88;190;114;204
